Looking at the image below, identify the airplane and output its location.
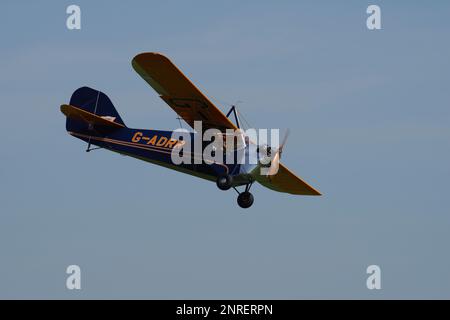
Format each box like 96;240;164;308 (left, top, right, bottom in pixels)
60;52;321;208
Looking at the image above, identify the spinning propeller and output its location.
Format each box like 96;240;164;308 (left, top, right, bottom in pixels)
267;129;290;177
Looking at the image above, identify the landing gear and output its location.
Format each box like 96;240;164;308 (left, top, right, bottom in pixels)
217;174;255;208
234;182;254;209
216;174;233;191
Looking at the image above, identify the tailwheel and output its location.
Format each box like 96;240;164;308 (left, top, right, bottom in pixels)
216;174;233;191
237;191;254;209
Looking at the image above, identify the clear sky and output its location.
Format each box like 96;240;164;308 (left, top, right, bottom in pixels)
1;1;449;299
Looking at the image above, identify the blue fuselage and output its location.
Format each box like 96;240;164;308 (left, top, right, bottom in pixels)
69;127;257;186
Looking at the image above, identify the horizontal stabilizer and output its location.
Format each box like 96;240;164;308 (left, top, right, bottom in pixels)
61;104;125;129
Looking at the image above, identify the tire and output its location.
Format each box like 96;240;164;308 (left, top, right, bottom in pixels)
237;191;254;208
216;174;233;191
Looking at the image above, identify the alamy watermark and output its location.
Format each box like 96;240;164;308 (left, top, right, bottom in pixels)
367;5;381;30
66;5;81;30
158;122;283;175
66;265;81;290
366;265;382;290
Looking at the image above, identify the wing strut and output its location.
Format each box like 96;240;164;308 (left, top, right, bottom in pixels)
225;105;241;129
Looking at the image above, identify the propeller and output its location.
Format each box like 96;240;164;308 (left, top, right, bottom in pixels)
266;129;290;177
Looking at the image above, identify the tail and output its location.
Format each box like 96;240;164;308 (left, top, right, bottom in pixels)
61;87;126;134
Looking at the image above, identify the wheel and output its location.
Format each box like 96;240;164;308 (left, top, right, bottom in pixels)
216;174;233;191
237;191;254;208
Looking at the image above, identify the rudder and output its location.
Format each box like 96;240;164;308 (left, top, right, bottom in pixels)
65;86;126;134
69;87;125;126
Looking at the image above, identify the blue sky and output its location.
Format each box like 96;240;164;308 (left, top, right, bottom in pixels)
1;1;450;298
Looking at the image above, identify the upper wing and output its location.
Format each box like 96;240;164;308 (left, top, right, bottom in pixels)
132;52;237;132
255;163;322;195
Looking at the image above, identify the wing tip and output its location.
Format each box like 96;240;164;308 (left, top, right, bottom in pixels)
132;52;170;63
306;185;322;196
310;189;322;196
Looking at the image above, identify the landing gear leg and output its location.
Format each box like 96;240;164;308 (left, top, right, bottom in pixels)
235;182;254;209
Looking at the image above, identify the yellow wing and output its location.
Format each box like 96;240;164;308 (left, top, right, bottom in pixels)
255;163;321;195
132;52;237;132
